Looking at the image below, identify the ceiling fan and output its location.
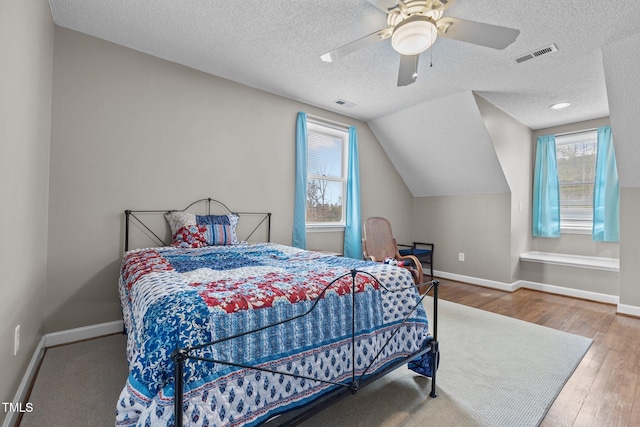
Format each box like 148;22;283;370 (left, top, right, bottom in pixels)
321;0;520;86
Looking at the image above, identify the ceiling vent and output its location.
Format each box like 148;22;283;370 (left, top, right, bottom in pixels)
334;99;356;108
514;44;558;64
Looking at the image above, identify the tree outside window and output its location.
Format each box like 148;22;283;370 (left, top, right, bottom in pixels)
306;123;347;227
556;130;597;229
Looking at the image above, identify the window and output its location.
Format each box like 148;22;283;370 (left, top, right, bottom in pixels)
305;121;348;228
555;130;597;232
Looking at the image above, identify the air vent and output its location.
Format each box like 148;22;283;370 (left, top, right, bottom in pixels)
334;99;356;108
514;44;558;64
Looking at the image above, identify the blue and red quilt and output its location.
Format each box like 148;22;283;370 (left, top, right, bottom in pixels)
116;243;431;426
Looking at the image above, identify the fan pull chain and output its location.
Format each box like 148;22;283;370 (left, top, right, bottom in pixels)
429;27;433;68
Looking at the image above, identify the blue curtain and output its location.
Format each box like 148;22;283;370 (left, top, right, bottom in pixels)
593;126;619;242
292;112;307;249
532;135;560;237
343;126;362;259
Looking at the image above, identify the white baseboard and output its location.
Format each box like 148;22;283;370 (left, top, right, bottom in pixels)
45;320;123;347
434;269;629;311
515;280;620;305
617;304;640;317
2;337;46;427
433;270;518;292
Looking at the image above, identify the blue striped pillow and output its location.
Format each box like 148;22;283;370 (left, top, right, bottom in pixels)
196;214;239;246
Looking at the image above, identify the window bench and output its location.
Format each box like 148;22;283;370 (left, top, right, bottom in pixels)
519;251;619;272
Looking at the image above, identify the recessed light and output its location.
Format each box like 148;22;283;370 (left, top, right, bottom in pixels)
550;102;571;110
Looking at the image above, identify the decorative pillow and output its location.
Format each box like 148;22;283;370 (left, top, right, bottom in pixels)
165;211;238;247
196;213;239;246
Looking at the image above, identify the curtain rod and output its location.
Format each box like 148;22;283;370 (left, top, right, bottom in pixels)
305;113;351;131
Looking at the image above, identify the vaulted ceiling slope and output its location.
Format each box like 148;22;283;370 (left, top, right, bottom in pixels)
369;91;508;197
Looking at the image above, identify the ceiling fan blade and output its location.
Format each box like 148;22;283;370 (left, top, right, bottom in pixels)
367;0;457;13
437;17;520;50
397;54;419;86
434;0;457;11
367;0;398;13
321;28;391;62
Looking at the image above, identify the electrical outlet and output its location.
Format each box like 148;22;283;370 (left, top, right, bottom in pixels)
14;325;20;356
458;252;465;262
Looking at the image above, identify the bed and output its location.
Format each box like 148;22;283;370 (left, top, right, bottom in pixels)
116;199;439;427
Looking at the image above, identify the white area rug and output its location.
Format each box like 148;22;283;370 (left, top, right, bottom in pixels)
300;297;593;426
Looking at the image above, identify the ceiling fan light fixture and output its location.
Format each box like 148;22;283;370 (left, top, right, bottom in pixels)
391;15;437;55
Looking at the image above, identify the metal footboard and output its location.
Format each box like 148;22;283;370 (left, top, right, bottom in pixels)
171;270;440;427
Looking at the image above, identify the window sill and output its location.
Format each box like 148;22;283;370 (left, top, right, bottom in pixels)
520;251;619;272
306;225;345;233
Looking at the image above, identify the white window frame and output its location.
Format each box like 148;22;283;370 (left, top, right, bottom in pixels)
305;120;349;231
555;129;597;235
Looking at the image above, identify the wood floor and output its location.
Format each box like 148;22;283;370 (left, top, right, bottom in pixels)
433;277;640;427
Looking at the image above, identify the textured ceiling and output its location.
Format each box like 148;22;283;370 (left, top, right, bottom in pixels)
48;0;640;196
48;0;640;129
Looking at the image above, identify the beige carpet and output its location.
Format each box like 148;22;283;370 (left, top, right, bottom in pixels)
19;333;128;427
19;298;591;426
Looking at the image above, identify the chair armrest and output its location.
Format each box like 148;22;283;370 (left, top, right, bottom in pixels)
397;254;424;278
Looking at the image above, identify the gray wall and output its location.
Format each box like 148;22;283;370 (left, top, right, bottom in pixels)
413;193;512;283
0;0;53;417
619;187;640;308
602;31;640;308
474;94;533;283
47;27;413;333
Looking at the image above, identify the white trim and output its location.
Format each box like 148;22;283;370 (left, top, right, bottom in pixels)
515;280;620;305
45;320;123;347
433;270;519;292
306;114;350;132
433;270;620;306
555;127;598;138
617;304;640;317
2;337;46;427
520;251;619;272
306;224;345;232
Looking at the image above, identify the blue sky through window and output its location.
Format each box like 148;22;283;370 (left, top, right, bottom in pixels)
308;130;343;178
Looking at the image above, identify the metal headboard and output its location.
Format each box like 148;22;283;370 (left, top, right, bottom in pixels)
124;198;271;251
